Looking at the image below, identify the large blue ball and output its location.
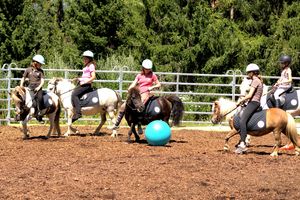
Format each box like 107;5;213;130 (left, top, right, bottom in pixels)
145;120;171;146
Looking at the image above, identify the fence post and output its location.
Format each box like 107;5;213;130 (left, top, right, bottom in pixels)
118;68;123;97
176;73;179;94
6;64;12;125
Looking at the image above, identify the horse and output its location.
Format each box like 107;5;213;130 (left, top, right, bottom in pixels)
10;86;61;139
211;98;300;156
124;86;184;142
47;78;122;137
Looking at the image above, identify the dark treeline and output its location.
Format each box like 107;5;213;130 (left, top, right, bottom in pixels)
0;0;299;77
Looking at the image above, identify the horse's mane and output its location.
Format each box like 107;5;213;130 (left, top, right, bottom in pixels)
215;98;237;120
127;87;140;98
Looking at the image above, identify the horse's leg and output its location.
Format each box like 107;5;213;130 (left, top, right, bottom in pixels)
107;110;118;137
245;135;251;147
270;129;282;157
127;123;134;143
224;130;239;151
94;113;106;136
65;110;78;136
21;120;29;140
46;114;55;139
132;123;140;142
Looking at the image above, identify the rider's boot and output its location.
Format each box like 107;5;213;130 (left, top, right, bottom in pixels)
111;112;125;130
36;108;45;124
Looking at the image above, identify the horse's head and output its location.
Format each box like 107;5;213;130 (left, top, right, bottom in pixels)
126;87;145;113
47;77;65;94
10;86;29;121
211;101;222;124
211;98;237;124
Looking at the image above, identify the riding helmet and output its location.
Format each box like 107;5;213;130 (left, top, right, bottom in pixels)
279;55;291;64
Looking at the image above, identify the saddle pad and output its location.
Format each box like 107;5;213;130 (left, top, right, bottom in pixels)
43;93;54;108
282;90;298;110
233;109;267;132
144;98;161;119
79;90;99;107
266;90;298;110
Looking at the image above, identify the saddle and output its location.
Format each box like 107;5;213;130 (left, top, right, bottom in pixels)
267;86;298;109
27;89;54;109
138;96;161;124
78;88;99;107
233;109;267;132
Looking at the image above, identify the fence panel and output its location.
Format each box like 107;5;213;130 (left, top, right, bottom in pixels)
1;63;299;125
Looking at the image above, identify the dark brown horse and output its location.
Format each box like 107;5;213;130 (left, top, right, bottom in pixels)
10;86;61;139
125;87;184;142
211;98;300;156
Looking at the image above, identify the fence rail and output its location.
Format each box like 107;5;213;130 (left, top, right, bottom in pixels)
1;63;300;125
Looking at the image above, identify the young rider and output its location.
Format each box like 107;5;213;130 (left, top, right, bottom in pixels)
273;55;292;108
71;50;96;122
20;55;46;123
111;59;161;130
235;63;263;154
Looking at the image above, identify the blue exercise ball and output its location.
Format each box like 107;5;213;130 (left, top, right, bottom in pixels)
145;120;171;146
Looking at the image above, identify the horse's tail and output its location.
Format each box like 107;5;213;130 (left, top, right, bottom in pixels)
114;90;123;111
285;113;300;148
165;95;184;126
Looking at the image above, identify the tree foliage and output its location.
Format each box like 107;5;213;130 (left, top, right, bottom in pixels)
0;0;299;76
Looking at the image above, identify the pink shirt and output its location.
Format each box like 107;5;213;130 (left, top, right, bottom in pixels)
78;63;95;85
135;72;158;94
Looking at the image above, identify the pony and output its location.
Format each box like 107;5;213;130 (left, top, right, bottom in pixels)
47;78;122;137
211;98;300;156
10;86;61;139
124;86;184;142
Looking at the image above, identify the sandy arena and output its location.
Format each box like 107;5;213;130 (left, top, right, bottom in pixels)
0;125;299;199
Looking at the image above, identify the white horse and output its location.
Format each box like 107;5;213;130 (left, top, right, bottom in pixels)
10;86;61;139
47;78;122;137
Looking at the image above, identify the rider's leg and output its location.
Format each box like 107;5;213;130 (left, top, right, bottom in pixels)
235;101;259;154
71;84;91;121
112;103;126;130
274;88;285;108
36;89;45;123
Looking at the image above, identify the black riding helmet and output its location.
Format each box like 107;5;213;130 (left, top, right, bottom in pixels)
279;55;292;64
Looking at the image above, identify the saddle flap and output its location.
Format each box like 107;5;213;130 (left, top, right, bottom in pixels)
233;109;267;131
79;90;99;107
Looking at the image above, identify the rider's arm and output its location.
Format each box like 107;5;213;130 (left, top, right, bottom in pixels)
237;86;255;105
128;79;138;90
20;77;25;87
81;71;96;85
35;78;45;91
149;79;161;91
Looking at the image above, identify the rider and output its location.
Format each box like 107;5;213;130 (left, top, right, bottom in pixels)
235;63;263;154
71;50;96;122
111;59;161;130
273;55;292;108
20;54;46;124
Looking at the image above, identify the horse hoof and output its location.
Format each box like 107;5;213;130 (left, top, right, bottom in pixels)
295;151;300;156
223;146;229;151
63;133;70;137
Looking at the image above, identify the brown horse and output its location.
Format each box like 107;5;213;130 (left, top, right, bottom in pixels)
10;86;61;139
211;98;300;156
125;87;184;142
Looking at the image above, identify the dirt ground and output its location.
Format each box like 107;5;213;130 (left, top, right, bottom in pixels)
0;125;299;200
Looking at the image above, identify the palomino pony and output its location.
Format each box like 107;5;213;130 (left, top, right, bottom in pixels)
124;86;184;142
211;98;300;156
10;86;61;139
47;78;122;137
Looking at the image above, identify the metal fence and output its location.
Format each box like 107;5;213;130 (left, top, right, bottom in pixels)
1;63;299;125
